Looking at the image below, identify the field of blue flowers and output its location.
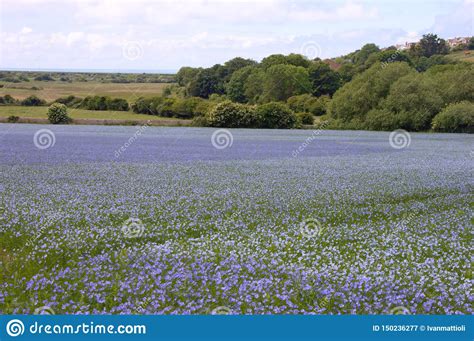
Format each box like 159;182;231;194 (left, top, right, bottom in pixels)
0;124;472;315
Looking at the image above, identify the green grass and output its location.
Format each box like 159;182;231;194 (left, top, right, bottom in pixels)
0;105;186;122
447;50;474;63
0;81;171;102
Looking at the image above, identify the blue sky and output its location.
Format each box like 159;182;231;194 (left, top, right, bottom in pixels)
0;0;472;72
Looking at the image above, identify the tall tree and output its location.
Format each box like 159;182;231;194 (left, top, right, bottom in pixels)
308;62;341;97
410;34;449;57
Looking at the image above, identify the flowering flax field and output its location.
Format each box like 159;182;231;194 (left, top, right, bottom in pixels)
0;124;472;315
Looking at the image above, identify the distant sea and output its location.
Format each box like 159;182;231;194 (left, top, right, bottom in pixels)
0;67;177;74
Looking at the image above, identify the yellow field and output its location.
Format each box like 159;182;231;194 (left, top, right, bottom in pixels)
0;81;171;102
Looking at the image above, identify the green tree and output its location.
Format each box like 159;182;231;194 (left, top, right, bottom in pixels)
409;33;449;57
262;64;311;102
176;67;201;87
308;62;341;97
226;66;255;103
429;64;474;105
286;53;311;68
381;73;443;130
223;57;257;81
330;62;414;121
188;68;223;98
378;50;412;66
261;54;288;69
243;68;266;104
353;43;380;65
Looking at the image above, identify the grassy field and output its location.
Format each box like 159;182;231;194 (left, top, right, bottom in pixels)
0;105;184;122
447;50;474;63
0;81;171;101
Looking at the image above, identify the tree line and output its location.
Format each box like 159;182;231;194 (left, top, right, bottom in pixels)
2;34;473;132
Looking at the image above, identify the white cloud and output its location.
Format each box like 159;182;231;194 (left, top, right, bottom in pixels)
20;27;33;34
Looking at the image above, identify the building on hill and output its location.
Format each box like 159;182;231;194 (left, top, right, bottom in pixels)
446;37;470;48
395;42;417;51
322;59;342;71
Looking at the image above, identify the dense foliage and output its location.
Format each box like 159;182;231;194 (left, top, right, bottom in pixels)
21;95;46;106
47;103;71;124
431;101;474;133
1;33;472;132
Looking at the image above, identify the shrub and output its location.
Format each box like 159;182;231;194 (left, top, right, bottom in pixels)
7;115;19;123
47;103;70;124
256;102;297;129
296;112;314;125
169;97;206;118
54;95;83;108
431;101;474;133
155;97;176;117
0;95;17;105
131;97;154;115
207;100;259;128
365;109;399;131
34;74;54;81
191;116;209;127
81;96;108;110
21;95;46;106
106;98;129;111
79;96;129;111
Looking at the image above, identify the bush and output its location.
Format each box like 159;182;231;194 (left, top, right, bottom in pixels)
131;97;154;115
191;116;209;127
7;115;19;123
207;100;259;128
0;95;17;105
47;103;70;124
171;97;206;118
106;98;129;111
54;95;83;107
256;102;297;129
34;74;54;81
79;96;129;111
431;101;474;133
296;112;314;125
81;96;108;110
21;95;46;106
365;109;399;131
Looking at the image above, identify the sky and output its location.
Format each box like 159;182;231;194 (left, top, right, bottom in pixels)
0;0;473;72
